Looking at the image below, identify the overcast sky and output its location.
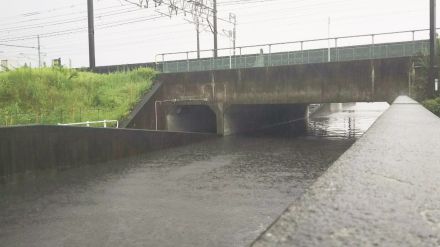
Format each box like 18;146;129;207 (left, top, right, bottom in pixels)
0;0;436;68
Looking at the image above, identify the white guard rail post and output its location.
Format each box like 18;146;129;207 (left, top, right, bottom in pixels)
57;120;119;128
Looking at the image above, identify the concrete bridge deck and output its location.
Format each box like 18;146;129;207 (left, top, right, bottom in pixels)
253;96;440;247
124;57;415;135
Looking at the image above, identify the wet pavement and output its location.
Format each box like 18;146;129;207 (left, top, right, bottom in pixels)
0;103;388;247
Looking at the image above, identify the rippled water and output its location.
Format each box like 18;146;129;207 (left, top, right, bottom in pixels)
307;102;389;139
0;102;389;247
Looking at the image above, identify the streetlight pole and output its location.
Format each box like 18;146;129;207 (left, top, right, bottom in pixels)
429;0;437;97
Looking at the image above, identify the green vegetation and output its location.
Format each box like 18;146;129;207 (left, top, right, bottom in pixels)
422;97;440;116
0;67;156;126
410;42;440;117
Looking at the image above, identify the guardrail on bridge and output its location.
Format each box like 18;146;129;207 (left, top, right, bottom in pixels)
156;29;433;73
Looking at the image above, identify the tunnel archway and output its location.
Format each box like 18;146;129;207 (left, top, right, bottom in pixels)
223;104;308;135
166;105;217;133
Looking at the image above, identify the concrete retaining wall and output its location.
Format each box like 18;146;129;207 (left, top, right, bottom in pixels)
252;96;440;247
0;125;213;179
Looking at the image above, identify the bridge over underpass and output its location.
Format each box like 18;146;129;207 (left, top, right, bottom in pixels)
122;30;429;135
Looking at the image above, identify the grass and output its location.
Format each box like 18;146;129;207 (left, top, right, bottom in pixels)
422;97;440;117
0;67;156;126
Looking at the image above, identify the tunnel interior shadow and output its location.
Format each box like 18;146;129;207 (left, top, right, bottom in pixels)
166;105;217;134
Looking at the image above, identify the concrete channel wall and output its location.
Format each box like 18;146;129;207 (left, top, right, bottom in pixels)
252;96;440;247
0;125;213;179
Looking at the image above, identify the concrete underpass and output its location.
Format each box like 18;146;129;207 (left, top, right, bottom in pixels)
166;104;308;135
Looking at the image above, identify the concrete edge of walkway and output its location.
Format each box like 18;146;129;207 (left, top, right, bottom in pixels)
251;95;440;247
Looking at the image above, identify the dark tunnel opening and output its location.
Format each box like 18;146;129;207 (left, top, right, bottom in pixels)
224;104;309;136
166;105;217;134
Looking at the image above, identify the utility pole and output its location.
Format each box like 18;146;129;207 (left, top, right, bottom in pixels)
37;35;41;68
213;0;218;58
87;0;96;70
429;0;437;97
230;13;237;56
196;21;200;59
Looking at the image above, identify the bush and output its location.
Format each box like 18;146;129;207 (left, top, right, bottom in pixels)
0;67;156;126
422;97;440;117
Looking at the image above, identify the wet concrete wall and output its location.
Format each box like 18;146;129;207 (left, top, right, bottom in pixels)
159;57;411;104
122;57;411;132
0;125;213;179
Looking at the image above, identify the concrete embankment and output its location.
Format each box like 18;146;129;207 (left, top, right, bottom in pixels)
252;96;440;247
0;125;213;180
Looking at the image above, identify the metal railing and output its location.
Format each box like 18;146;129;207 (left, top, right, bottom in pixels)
57;120;119;128
0;108;116;127
155;29;433;74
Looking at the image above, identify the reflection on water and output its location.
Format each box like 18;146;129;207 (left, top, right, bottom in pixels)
307;102;389;139
244;102;389;140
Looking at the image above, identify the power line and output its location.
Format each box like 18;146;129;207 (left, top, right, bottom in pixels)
0;43;37;49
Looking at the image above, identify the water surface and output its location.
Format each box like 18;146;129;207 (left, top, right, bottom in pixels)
0;102;388;247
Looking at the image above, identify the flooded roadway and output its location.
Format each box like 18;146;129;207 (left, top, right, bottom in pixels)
0;103;389;247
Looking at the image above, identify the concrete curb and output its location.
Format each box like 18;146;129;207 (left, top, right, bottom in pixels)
252;96;440;247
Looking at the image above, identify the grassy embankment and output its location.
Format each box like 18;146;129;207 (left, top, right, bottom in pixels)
0;67;156;126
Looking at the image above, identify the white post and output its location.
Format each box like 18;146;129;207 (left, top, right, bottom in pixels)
37;35;41;68
104;120;107;128
186;52;189;72
269;44;272;66
155;101;158;130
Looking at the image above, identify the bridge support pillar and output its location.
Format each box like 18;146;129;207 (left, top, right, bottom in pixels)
209;103;228;136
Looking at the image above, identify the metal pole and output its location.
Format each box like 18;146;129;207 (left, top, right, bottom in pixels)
328;17;331;62
213;0;218;58
87;0;96;70
196;22;200;59
37;35;41;67
230;13;237;56
429;0;437;97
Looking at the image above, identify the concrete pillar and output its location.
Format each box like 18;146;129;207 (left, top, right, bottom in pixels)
209;103;227;136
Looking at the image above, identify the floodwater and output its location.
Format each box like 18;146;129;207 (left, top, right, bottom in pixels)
0;102;389;247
